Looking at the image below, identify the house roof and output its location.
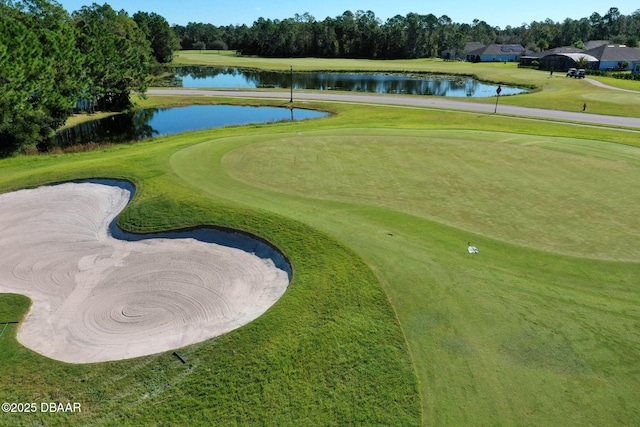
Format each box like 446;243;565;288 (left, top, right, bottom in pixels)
467;44;525;56
584;40;609;50
584;45;640;62
464;42;485;53
441;41;485;56
532;47;585;58
556;53;599;63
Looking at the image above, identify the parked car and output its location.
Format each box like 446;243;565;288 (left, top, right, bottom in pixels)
566;68;586;78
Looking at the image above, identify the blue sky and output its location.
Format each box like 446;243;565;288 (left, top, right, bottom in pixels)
56;1;637;29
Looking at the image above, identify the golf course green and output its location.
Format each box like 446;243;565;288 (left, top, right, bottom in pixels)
171;126;640;425
1;57;639;426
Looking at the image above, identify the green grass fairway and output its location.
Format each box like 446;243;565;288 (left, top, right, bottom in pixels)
1;100;639;426
171;127;640;425
219;129;640;260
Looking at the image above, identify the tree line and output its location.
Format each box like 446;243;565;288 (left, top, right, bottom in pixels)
175;7;640;58
1;0;178;156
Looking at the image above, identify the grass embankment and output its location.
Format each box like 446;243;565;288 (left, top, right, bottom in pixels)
2;94;640;425
171;50;640;118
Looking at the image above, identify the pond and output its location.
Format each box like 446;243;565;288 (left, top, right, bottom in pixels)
53;105;328;148
165;66;526;97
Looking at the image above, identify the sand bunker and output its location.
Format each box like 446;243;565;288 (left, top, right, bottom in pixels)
0;181;290;363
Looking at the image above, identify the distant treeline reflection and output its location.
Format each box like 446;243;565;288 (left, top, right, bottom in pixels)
165;66;526;97
50;110;158;150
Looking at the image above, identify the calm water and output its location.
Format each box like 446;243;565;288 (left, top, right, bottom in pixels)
53;105;327;148
168;67;526;97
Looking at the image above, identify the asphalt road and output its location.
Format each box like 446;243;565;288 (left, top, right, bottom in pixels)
147;88;640;131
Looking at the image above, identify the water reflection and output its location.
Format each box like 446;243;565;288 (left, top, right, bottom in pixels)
166;66;526;97
52;105;327;148
52;113;156;149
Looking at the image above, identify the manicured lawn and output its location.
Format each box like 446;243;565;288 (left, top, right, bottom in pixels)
171;124;640;426
1;93;639;425
219;128;640;260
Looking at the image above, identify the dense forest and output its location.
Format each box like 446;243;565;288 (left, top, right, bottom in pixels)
174;7;640;58
2;1;639;156
0;0;177;156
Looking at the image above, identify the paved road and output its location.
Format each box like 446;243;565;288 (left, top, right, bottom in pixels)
148;88;640;130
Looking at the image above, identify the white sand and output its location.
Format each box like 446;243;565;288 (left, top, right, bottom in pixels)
0;181;290;363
